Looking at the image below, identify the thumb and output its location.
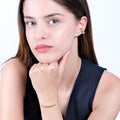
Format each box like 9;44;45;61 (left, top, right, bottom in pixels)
59;51;70;75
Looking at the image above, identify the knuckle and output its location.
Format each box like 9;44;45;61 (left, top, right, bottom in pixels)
40;65;46;71
49;62;58;71
29;69;33;77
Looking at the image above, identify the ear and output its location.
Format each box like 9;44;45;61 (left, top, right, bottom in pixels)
75;16;87;37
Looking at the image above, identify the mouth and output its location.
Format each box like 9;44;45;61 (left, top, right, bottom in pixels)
35;44;53;53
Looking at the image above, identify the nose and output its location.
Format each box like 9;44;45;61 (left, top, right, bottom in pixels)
35;24;48;40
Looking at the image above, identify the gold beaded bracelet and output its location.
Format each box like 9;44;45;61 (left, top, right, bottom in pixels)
40;103;56;108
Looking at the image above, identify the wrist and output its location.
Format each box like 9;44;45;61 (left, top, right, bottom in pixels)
37;94;59;106
40;103;57;108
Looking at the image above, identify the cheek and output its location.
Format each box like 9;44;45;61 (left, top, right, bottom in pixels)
53;26;75;48
26;30;34;48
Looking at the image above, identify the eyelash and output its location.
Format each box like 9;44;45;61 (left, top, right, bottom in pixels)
48;19;59;25
25;19;59;27
25;21;36;27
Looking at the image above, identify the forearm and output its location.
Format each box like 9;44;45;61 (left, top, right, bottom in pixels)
36;92;63;120
40;102;63;120
29;56;70;120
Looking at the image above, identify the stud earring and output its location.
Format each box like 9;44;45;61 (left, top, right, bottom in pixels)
80;28;85;34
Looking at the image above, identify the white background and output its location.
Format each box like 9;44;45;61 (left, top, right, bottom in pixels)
0;0;120;119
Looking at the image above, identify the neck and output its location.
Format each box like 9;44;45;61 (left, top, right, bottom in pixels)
58;38;81;92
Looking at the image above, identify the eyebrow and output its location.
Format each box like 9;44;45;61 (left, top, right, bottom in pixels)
24;16;34;19
44;13;64;18
24;13;64;19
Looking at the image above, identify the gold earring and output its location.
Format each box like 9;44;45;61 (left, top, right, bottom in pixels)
81;28;85;34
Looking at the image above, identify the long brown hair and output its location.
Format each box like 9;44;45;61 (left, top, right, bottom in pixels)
15;0;98;67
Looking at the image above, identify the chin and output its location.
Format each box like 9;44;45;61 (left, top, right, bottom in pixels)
34;52;64;64
36;56;61;64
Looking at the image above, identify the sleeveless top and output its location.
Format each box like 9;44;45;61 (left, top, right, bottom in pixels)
24;58;106;120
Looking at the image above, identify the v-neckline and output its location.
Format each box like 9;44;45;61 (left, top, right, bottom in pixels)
63;58;84;119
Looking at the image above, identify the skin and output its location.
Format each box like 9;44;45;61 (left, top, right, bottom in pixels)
0;0;120;120
23;0;81;64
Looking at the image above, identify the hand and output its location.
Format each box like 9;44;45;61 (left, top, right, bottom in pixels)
29;51;70;105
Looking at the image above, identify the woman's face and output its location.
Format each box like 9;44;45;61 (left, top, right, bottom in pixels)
23;0;79;63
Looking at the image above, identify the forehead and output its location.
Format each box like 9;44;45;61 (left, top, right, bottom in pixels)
23;0;70;16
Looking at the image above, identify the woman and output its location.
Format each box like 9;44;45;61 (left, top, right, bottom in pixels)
0;0;120;120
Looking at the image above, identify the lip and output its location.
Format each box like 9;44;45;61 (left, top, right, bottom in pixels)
35;44;53;52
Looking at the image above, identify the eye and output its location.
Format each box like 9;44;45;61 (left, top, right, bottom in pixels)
25;21;36;27
49;19;58;25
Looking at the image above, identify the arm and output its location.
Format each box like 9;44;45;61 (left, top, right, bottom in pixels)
29;51;70;120
29;62;63;120
40;101;63;120
88;71;120;120
0;58;27;120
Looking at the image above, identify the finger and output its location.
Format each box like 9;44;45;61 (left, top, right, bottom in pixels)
59;51;70;75
31;63;37;69
38;63;48;71
35;63;41;70
29;63;37;77
30;64;37;73
49;62;58;71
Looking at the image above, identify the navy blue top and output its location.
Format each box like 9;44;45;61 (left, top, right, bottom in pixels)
24;58;106;120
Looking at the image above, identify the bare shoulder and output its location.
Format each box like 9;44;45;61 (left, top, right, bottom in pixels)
0;58;27;97
1;58;27;77
91;70;120;119
102;70;120;100
93;70;120;107
0;58;27;119
97;70;120;97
